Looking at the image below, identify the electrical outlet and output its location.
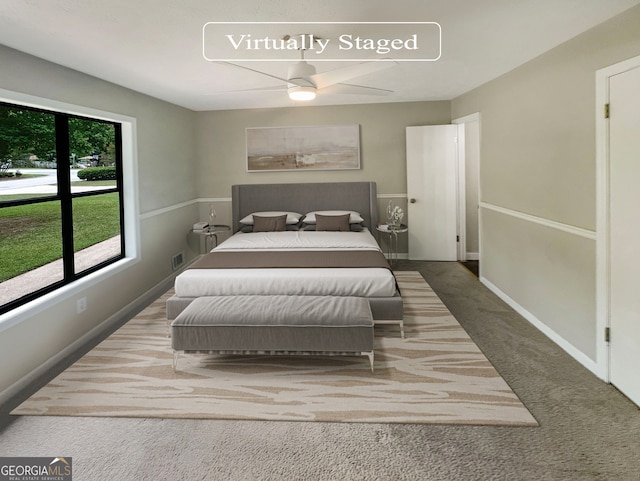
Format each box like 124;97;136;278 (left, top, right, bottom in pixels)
77;297;87;314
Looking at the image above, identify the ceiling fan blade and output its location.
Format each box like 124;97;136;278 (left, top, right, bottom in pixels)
204;85;287;97
217;62;308;87
310;60;397;89
321;83;394;96
227;85;287;92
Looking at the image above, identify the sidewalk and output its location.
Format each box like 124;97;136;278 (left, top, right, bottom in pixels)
1;184;113;196
0;236;121;305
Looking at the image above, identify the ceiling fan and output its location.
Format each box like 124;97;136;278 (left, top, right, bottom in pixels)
218;35;396;101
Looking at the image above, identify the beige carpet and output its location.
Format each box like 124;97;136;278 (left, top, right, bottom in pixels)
12;271;537;425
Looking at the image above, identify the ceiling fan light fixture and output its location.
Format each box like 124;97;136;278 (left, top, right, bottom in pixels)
288;85;316;101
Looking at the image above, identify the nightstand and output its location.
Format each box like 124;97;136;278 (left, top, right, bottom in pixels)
376;224;408;266
193;224;230;253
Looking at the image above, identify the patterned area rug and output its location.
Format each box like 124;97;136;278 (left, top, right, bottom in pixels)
12;272;537;425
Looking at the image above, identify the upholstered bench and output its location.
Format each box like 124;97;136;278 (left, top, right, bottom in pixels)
170;295;375;371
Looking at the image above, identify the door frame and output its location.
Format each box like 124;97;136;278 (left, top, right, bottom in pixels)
453;112;481;266
595;54;640;382
455;123;466;262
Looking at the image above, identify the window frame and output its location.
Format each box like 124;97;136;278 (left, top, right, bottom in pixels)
0;89;139;326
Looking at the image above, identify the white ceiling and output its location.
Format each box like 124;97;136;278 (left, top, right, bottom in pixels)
1;0;639;111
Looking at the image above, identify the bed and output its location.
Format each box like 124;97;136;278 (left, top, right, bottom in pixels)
166;181;403;328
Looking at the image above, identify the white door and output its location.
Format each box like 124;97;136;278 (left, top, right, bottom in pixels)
609;64;640;406
406;125;461;260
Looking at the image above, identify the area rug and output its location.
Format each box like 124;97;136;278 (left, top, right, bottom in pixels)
12;271;537;426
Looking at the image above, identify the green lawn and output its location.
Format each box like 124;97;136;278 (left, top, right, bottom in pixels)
0;192;120;282
71;180;116;187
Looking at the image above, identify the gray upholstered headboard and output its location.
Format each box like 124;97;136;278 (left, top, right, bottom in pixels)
231;182;378;234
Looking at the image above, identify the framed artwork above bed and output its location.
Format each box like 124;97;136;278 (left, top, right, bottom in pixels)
246;124;360;172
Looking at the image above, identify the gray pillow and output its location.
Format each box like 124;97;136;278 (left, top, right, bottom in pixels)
315;213;350;232
252;214;287;232
241;223;300;233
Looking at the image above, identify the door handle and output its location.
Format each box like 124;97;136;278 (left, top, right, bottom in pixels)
409;198;416;203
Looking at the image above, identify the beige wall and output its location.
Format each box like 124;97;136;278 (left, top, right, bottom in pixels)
195;101;451;255
196;101;451;199
451;5;640;363
0;45;198;394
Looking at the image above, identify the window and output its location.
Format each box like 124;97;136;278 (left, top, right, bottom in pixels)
0;102;125;314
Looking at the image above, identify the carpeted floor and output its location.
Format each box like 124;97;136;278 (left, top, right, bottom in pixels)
11;271;536;426
1;261;639;481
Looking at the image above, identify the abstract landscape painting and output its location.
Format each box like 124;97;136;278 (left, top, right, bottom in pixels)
246;124;360;172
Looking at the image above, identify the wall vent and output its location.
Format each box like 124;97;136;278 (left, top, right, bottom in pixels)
171;251;185;271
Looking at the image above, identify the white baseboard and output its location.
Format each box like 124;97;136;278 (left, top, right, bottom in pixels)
0;271;180;409
466;252;479;261
480;276;604;380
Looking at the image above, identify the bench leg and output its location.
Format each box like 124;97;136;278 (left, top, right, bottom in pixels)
363;351;374;372
173;351;180;372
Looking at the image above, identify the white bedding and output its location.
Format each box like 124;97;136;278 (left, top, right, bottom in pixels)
174;229;397;298
214;229;383;251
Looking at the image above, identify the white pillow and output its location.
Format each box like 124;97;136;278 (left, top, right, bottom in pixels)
303;210;364;224
239;211;302;225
